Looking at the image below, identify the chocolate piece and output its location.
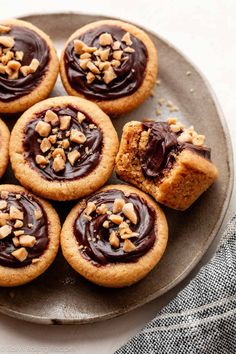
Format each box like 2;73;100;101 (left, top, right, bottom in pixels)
74;189;156;265
141;122;211;179
64;25;147;100
0;192;48;268
23;106;103;181
0;26;49;102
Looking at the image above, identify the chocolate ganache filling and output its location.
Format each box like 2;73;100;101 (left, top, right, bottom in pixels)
64;25;147;100
0;26;49;102
0;192;48;268
74;189;156;265
141;121;211;179
23;106;103;181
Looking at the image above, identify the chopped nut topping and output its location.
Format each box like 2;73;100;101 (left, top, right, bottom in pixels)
74;39;85;54
14;220;23;228
109;214;123;225
122;203;137;224
77;112;86;124
112;41;121;50
99;33;113;46
124;47;135;53
121;32;132;46
119;221;130;230
52;155;65;172
48;135;57;144
35;155;48;166
111;59;121;68
52;148;66;161
0;36;15;48
29;58;39;72
103;66;117;84
112;50;123;61
0;25;11;33
80;52;91;59
0;224;12;239
96;204;108;215
98;61;110;71
87;61;100;74
70;129;87;144
12;237;20;247
9;206;23;220
84;202;96;216
19;235;36;248
113;198;125;213
79;58;90;70
0;200;7;210
84;46;97;53
14;230;24;236
34;209;42;220
7;59;21;72
120;231;139;240
192;135;205;146
35;121;51;137
62;139;70;149
123;239;136;252
68;150;80;166
60;115;71;130
20;66;31;77
86;71;95;84
11;247;28;262
0;216;9;226
177;131;193;144
40;138;51;153
167;117;177;125
102;220;110;228
109;231;120;248
170;123;184;133
99;48;110;61
44;110;59;126
15;51;24;61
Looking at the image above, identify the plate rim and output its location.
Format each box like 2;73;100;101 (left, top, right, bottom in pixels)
0;12;233;325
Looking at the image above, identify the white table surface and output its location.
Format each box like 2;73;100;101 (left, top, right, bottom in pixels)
0;0;235;353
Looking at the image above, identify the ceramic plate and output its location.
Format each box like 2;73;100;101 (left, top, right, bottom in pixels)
0;13;233;324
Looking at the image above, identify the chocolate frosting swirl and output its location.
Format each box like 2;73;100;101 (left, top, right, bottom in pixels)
0;26;49;102
74;189;156;266
64;25;147;100
23;106;103;181
0;192;48;268
141;121;211;179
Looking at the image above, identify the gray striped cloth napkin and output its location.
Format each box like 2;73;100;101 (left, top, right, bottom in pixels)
116;214;236;354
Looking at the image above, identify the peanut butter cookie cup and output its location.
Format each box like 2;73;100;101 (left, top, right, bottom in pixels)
0;118;10;178
10;96;119;201
115;119;218;210
61;184;168;288
0;19;59;114
60;20;157;116
0;185;60;287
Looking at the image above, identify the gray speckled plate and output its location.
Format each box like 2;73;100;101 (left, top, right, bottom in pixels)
0;13;233;324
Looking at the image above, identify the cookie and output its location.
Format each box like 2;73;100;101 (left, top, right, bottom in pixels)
0;118;10;178
61;184;168;288
115;119;218;210
10;96;119;201
0;19;59;114
60;20;157;116
0;184;60;287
